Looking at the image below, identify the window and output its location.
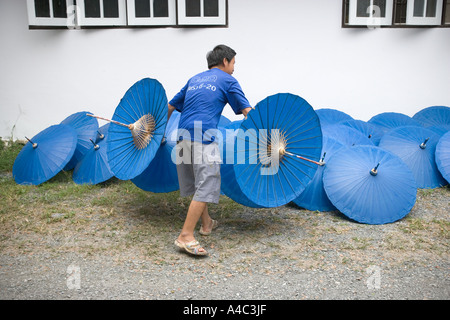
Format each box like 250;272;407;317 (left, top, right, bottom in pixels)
127;0;176;26
177;0;227;26
343;0;449;26
346;0;394;26
27;0;75;27
76;0;127;26
27;0;228;28
405;0;444;25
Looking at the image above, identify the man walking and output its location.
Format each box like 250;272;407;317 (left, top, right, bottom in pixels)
168;45;252;256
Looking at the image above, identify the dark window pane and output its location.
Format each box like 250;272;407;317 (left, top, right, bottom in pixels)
35;0;50;17
394;0;407;23
414;0;425;17
104;0;119;18
426;0;437;17
186;0;201;17
204;0;219;17
85;0;101;17
372;0;386;17
135;0;151;17
446;0;450;23
357;0;370;17
154;0;169;17
53;0;67;18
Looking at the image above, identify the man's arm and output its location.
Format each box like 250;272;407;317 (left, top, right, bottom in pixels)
168;103;176;121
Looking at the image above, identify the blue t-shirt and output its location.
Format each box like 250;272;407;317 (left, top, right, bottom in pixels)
169;68;251;143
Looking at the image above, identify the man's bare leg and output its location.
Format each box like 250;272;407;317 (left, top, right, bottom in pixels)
177;200;208;253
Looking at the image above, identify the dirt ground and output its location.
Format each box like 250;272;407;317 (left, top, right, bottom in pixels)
0;173;448;301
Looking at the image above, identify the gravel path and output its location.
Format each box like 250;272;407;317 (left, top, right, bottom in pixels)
1;185;449;301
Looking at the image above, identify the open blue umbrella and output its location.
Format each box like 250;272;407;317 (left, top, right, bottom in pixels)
73;137;114;185
435;131;450;184
165;110;181;146
233;93;323;207
378;126;446;188
316;108;353;126
131;109;180;193
218;115;232;128
61;111;99;170
321;124;373;147
89;78;168;180
368;112;422;133
13;124;77;185
219;120;263;208
323;145;417;225
413;106;450;133
293;136;345;212
338;119;384;146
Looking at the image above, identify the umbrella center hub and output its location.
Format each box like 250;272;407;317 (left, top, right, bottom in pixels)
129;114;156;150
262;130;287;166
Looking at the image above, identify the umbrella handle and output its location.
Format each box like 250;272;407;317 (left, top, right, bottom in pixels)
87;114;133;130
89;139;100;150
420;138;429;150
25;136;38;149
370;163;380;176
285;151;324;166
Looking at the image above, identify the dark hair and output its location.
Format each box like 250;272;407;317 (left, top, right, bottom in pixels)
206;45;236;69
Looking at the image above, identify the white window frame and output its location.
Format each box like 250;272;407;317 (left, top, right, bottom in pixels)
177;0;227;26
27;0;75;27
406;0;444;25
127;0;176;26
76;0;127;26
347;0;394;26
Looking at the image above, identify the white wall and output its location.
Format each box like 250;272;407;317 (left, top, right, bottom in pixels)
1;0;450;140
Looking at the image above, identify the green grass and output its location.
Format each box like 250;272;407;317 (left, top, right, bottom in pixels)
1;140;449;268
0;139;24;172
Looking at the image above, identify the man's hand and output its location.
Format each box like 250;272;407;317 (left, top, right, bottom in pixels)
242;107;253;119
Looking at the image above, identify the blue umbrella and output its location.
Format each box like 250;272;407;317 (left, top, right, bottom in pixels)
131;109;180;193
413;106;450;132
435;131;450;184
73;137;114;185
90;78;168;180
323;145;417;225
321;124;373;147
378;126;447;189
338;119;384;146
316;108;353;126
368;112;422;133
293;136;345;212
165;110;181;146
219;120;263;208
427;126;448;137
61;111;99;170
13;124;78;185
218;115;232;128
233;93;323;207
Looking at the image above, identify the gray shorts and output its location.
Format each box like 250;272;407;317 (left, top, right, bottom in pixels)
175;140;222;204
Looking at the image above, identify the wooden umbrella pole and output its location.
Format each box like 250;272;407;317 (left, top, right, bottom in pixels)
87;114;132;129
285;151;324;166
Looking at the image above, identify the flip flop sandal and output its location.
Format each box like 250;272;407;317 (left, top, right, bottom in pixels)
174;239;208;256
199;219;219;236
